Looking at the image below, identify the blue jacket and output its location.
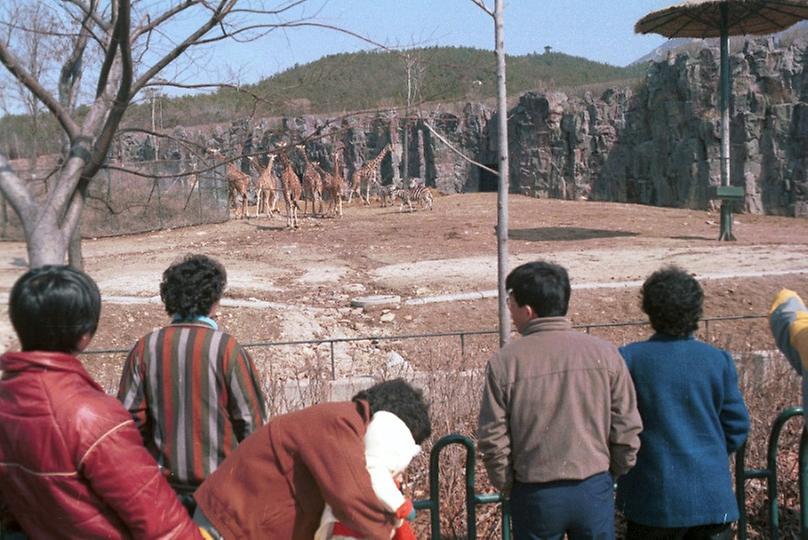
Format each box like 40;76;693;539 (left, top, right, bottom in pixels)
616;335;750;527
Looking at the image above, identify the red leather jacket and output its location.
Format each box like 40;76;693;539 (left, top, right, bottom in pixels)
0;351;202;540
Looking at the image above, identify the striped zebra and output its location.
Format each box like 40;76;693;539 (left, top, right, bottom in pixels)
394;183;433;212
374;180;398;208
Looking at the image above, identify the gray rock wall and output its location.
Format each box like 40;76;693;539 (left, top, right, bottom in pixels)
116;38;807;216
508;38;808;216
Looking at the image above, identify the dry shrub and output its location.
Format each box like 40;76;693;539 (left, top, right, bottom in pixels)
403;337;804;539
80;321;805;539
736;354;803;539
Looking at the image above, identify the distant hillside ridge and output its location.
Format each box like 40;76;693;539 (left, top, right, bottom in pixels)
631;20;808;64
1;46;645;160
122;46;646;129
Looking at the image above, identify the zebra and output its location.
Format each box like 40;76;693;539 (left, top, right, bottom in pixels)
394;184;433;212
374;180;399;208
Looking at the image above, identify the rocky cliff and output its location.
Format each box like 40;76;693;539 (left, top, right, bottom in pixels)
509;38;808;217
122;37;807;217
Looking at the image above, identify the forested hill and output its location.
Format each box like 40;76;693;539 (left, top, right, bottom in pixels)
250;46;645;112
133;46;646;127
0;47;646;159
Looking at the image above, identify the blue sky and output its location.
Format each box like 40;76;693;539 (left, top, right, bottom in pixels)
176;0;675;89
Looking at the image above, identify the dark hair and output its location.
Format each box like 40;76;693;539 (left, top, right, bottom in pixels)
9;265;101;352
641;266;703;337
505;261;571;317
353;378;431;444
160;254;226;319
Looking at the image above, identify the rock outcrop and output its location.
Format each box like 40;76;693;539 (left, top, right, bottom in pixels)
118;37;808;217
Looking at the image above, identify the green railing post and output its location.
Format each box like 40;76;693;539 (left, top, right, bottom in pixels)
736;406;803;540
414;434;510;539
800;425;808;540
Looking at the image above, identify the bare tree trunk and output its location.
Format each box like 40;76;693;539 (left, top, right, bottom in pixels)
68;222;83;270
494;0;511;346
0;193;7;239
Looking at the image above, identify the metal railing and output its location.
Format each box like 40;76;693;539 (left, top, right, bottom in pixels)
736;406;804;540
414;434;510;540
83;313;768;380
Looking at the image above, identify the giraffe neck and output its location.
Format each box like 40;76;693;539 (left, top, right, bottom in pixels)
369;145;390;169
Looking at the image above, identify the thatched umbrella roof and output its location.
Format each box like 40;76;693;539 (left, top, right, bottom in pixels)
636;0;808;38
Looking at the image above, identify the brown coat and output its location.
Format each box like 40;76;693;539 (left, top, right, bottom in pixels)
193;400;396;540
478;317;642;491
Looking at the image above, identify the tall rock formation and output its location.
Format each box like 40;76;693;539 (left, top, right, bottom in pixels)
117;38;807;217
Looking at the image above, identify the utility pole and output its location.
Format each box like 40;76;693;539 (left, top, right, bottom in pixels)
494;0;510;345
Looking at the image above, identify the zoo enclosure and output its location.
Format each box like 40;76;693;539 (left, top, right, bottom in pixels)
79;313;804;538
0;159;230;241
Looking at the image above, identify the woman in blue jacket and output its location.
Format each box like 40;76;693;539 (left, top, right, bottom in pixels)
617;266;750;540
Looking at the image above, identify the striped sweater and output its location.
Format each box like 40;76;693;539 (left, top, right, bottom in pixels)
117;323;267;490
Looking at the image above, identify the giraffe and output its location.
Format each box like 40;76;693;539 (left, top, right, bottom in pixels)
318;145;346;218
182;156;201;211
207;148;250;219
247;154;279;218
296;144;324;217
277;147;302;228
348;143;392;205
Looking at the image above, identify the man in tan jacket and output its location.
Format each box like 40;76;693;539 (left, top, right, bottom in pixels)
478;261;642;540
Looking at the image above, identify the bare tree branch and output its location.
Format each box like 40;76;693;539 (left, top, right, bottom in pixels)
209;20;393;51
89;0;133;175
470;0;495;17
63;0;111;33
95;3;119;97
422;120;498;175
0;41;79;139
130;0;236;96
132;0;197;41
59;14;91;112
0;154;36;217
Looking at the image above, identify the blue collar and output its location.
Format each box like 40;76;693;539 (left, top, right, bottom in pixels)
649;333;695;342
171;315;219;331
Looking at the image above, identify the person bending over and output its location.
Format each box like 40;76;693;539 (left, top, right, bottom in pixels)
193;378;431;540
315;409;421;540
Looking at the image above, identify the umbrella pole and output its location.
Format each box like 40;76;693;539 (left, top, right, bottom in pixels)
718;3;736;241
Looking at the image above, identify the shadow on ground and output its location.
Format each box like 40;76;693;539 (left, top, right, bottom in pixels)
256;224;290;232
670;235;715;241
509;227;639;242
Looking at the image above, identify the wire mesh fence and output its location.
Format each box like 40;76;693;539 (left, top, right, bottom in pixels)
0;159;230;240
81;314;775;398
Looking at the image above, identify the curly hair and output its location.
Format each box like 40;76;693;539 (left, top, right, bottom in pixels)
353;378;432;444
10;265;101;352
641;266;703;338
160;254;227;319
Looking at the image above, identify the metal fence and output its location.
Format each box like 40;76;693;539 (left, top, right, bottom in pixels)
83;313;770;377
0;159;229;240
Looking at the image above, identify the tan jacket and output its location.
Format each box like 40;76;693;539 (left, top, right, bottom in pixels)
478;317;642;491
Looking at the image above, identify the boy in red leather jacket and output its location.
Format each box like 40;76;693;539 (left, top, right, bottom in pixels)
0;265;201;539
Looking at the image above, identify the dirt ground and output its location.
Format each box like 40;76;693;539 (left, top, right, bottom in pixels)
1;193;807;388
